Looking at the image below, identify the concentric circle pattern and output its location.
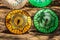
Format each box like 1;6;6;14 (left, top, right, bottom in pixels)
29;0;52;7
6;10;31;34
34;9;58;33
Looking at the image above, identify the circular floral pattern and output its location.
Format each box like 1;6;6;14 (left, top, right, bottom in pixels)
34;9;58;33
6;10;31;34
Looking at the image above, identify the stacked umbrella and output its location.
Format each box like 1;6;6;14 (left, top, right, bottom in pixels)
0;0;59;34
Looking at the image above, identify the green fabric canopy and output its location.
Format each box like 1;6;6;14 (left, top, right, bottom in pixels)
33;9;58;33
29;0;52;7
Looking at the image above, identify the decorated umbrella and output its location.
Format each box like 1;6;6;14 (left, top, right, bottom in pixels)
33;9;58;33
6;10;32;34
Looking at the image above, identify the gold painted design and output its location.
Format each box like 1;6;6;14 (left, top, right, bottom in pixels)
6;10;31;34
